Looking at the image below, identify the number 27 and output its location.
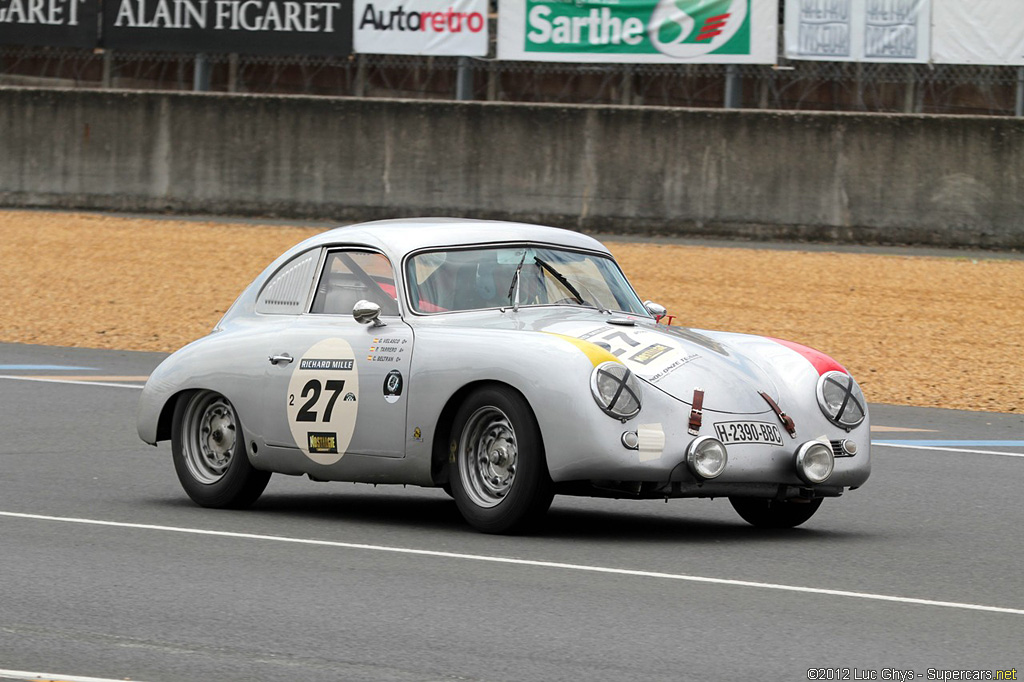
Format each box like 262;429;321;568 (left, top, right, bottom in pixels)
290;379;345;422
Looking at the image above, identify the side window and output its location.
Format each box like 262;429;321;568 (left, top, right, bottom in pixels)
310;250;400;316
255;249;320;315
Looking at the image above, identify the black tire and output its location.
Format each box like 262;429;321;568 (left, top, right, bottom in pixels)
449;385;554;534
729;497;824;529
171;390;271;509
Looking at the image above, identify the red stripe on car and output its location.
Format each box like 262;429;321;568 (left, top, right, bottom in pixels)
769;337;847;376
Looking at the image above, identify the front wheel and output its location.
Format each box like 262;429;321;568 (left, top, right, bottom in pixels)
171;390;271;509
729;497;823;529
450;386;553;534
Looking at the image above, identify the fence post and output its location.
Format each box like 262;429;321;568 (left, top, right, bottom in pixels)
228;53;239;93
486;61;498;101
193;53;211;91
903;65;915;113
456;56;473;100
354;54;367;97
1016;66;1024;117
101;50;114;88
724;64;742;108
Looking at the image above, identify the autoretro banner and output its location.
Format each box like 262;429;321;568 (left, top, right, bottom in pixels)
354;0;488;55
102;0;354;55
931;0;1024;65
783;0;930;62
497;0;777;64
0;0;98;47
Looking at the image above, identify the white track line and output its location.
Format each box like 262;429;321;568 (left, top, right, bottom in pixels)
1;511;1021;617
872;442;1024;458
0;669;149;682
0;375;143;390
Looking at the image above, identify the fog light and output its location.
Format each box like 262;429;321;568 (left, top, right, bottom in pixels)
795;441;835;484
840;439;858;456
686;436;728;480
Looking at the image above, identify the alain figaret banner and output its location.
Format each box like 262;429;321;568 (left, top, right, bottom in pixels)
497;0;777;64
354;0;488;55
783;0;930;63
0;0;98;47
102;0;353;54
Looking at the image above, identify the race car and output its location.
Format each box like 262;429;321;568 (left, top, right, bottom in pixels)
137;218;870;533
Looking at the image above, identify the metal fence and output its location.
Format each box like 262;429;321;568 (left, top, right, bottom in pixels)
2;44;1022;116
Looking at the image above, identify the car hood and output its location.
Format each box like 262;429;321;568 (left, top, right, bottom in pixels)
419;309;783;414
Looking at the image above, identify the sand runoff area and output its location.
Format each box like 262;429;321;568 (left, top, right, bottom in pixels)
1;210;1021;414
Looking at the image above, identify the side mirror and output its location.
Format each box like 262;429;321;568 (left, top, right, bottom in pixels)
643;300;667;319
353;300;386;327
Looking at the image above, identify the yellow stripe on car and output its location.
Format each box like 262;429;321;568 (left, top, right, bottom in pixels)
544;333;622;367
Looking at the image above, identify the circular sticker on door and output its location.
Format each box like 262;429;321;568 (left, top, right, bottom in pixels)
287;338;359;465
383;369;403;404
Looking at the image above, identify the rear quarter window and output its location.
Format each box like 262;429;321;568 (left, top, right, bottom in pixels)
255;249;320;315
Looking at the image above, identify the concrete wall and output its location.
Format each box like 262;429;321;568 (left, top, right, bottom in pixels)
1;87;1021;248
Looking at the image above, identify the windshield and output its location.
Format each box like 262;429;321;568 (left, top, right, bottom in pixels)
406;246;648;315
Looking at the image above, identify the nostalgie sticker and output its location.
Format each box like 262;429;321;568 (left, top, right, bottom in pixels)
307;431;339;454
287;338;359;465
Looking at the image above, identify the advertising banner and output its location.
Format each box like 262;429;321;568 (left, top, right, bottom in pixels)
0;0;98;47
931;0;1024;65
497;0;778;64
354;0;488;55
783;0;930;62
102;0;353;55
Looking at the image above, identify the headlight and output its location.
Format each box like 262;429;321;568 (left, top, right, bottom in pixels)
795;440;835;484
816;370;866;429
685;436;728;480
590;361;641;420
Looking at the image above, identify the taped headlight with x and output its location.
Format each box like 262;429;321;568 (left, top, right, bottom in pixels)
590;361;642;420
816;370;866;428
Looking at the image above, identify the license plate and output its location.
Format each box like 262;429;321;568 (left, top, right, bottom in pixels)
713;421;784;446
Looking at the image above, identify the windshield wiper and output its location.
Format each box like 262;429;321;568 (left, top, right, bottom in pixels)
506;251;527;312
533;256;584;305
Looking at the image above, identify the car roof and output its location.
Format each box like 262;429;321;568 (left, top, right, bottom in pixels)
302;218;613;260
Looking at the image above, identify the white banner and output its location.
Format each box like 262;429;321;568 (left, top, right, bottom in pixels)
784;0;930;62
354;0;488;55
931;0;1024;65
498;0;778;64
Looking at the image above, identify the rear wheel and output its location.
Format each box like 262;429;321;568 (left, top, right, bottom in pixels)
450;386;553;534
172;390;271;509
729;497;823;529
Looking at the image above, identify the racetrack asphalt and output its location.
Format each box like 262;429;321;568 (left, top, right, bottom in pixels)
0;343;1021;681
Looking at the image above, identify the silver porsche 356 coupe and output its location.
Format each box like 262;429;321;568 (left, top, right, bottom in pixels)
137;218;870;533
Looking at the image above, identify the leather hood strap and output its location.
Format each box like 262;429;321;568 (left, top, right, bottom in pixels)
759;391;797;438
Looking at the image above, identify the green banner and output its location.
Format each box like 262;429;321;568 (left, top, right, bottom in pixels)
525;0;748;56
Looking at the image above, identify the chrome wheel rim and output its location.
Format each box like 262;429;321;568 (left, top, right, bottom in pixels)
181;391;237;485
458;406;518;509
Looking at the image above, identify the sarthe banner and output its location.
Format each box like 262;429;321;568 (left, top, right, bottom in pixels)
102;0;353;55
498;0;777;64
0;0;98;47
354;0;488;55
932;0;1024;65
783;0;930;62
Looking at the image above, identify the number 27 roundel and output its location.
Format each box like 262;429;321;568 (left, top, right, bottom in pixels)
287;338;359;464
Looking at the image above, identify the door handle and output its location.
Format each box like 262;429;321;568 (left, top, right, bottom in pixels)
268;354;294;365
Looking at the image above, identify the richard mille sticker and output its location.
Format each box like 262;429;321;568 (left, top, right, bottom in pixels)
287;338;359;465
383;369;404;403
